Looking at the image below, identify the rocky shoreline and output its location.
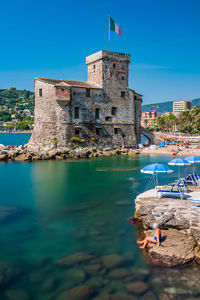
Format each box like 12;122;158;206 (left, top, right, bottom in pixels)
0;145;140;162
132;186;200;267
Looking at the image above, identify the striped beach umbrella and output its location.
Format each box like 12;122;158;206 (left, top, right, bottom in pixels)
168;158;191;178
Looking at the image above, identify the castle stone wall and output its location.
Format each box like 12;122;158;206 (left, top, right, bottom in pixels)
29;50;142;150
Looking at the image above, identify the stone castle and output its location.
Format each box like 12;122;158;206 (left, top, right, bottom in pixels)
29;50;142;149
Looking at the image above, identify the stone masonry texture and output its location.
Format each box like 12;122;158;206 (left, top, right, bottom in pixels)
29;50;142;149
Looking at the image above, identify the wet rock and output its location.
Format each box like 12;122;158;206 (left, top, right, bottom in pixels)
125;268;150;282
63;268;86;284
163;286;198;298
126;281;148;295
0;154;8;161
41;277;57;292
41;152;50;160
140;291;157;300
5;289;30;300
55;155;64;160
98;268;107;276
32;256;50;268
57;285;94;300
93;295;137;300
147;229;196;266
8;150;19;159
107;268;131;279
32;155;42;160
29;270;44;283
0;262;21;287
14;153;32;161
194;243;200;263
84;263;102;275
102;254;129;269
85;276;104;288
55;252;95;267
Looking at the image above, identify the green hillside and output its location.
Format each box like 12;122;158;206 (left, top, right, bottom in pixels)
142;98;200;113
0;88;34;130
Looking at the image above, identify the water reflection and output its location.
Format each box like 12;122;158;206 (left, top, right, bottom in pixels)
0;155;199;299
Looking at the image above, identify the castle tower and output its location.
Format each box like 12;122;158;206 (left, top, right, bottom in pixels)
86;50;130;96
29;50;142;150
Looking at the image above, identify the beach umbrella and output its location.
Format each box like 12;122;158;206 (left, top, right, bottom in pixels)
168;158;191;179
159;142;165;148
141;163;174;187
184;156;200;173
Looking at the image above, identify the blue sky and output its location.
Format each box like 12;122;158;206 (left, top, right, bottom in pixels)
0;0;200;104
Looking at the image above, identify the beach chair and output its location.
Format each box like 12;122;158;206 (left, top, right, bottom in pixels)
185;174;198;186
155;183;185;199
174;178;188;192
193;174;200;186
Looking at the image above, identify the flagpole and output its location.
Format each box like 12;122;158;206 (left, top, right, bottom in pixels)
108;15;110;51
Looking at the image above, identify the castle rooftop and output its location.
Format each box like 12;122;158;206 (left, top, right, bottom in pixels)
86;50;131;65
36;77;102;89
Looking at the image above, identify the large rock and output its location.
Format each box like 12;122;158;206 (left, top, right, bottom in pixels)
14;153;32;161
125;281;148;295
0;154;8;161
8;150;19;159
147;229;196;266
107;268;131;279
57;285;94;300
102;254;129;269
84;263;102;275
55;252;95;267
5;289;30;300
0;262;21;287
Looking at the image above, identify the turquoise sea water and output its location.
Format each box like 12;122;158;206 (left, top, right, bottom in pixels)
0;134;198;299
0;133;31;146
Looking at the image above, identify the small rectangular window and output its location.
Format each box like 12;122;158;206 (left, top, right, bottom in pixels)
121;91;125;97
114;128;120;134
86;89;90;97
111;107;117;115
39;89;42;97
105;116;112;122
95;108;100;119
75;128;80;135
96;128;100;135
74;107;80;119
134;95;137;100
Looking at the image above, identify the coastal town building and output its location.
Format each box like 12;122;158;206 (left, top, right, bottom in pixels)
161;112;173;116
141;110;158;128
173;100;191;116
29;50;142;149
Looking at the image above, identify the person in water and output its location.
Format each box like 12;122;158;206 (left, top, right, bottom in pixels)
137;223;161;249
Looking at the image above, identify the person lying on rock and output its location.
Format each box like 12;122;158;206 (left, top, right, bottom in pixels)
137;223;161;249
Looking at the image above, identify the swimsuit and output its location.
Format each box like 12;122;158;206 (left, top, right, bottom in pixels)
154;233;161;242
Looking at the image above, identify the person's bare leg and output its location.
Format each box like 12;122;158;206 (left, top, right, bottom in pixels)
140;237;157;249
139;238;147;248
137;239;145;244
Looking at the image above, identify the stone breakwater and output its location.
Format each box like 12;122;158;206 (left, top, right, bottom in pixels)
133;187;200;267
0;145;140;162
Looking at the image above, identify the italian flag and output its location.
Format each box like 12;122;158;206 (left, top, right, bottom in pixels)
110;16;121;36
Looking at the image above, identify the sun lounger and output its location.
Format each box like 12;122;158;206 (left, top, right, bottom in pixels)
174;178;188;192
155;183;185;199
193;174;200;186
185;174;198;186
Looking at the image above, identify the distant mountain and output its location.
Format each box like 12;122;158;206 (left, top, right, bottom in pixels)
142;98;200;114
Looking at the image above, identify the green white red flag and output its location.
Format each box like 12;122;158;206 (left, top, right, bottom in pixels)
110;16;121;36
